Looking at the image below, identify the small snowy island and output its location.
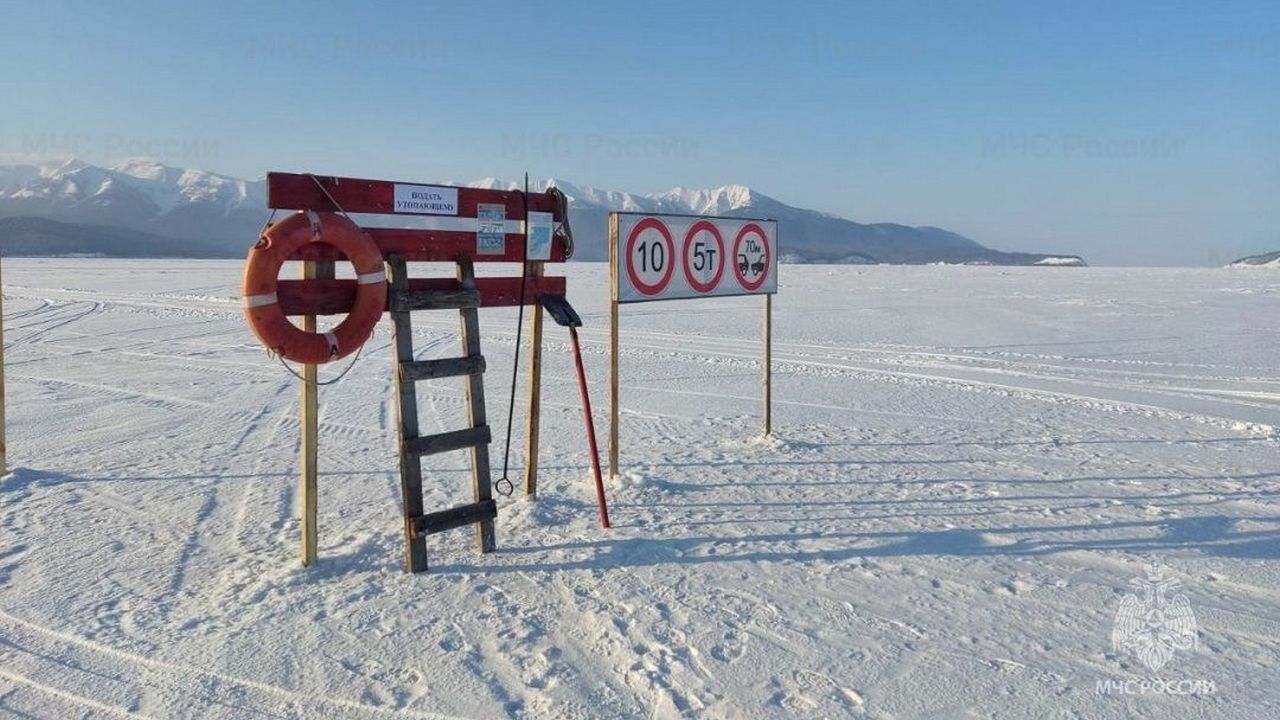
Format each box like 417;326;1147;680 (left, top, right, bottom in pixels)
1229;249;1280;267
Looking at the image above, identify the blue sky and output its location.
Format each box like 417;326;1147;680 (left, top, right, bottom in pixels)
1;0;1276;265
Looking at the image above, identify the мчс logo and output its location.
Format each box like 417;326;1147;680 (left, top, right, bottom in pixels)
1111;564;1198;671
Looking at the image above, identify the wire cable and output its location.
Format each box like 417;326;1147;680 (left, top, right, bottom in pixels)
494;173;532;497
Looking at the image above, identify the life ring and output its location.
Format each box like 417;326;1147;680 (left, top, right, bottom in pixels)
243;211;386;364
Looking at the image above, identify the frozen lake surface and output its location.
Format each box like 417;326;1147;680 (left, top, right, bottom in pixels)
1;260;1278;718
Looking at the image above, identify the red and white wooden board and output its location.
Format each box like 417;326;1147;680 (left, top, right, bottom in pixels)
267;172;570;265
611;212;777;303
264;172;570;316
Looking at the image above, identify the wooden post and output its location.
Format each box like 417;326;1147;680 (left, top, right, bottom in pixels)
387;256;429;572
522;262;545;498
0;255;6;477
608;214;620;480
609;297;619;479
763;292;772;437
299;259;333;566
456;259;497;553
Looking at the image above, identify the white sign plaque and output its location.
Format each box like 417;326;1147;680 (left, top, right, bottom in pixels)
392;184;459;215
526;211;554;261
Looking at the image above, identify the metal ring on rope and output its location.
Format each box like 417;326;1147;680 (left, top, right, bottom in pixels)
494;476;514;497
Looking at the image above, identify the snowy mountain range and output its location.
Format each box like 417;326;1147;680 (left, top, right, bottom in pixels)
470;177;1082;265
0;159;1084;265
0;159;265;257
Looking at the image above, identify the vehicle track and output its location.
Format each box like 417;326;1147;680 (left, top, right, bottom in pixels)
0;609;462;720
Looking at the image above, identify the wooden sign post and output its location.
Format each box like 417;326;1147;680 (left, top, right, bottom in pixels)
764;293;772;436
607;212;778;479
0;255;6;476
298;259;333;567
522;262;546;498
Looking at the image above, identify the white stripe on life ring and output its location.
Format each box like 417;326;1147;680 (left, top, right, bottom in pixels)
244;293;278;308
356;269;386;285
323;331;339;357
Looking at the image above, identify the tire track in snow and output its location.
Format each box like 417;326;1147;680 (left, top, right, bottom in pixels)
570;330;1280;433
8;300;104;346
577;323;1280;391
0;609;462;720
1;285;241;320
1;296;55;321
0;667;153;720
229;381;296;552
9;373;217;411
409;313;1280;429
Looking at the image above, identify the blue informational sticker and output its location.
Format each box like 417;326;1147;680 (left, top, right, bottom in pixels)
477;203;506;255
527;211;554;261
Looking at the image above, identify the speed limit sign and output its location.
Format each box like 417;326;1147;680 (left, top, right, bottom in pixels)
623;217;676;297
612;213;776;303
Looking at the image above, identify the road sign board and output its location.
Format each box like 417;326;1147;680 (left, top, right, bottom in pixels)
732;222;771;292
623;216;676;297
613;213;777;303
682;219;725;293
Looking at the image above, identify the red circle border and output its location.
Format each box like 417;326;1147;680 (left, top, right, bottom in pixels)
681;219;726;294
732;223;771;292
624;217;676;296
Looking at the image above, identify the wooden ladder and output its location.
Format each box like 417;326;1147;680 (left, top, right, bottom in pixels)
386;254;497;573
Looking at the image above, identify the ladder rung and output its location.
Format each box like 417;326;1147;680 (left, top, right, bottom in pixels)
401;354;486;382
404;426;491;457
391;289;480;312
412;499;497;537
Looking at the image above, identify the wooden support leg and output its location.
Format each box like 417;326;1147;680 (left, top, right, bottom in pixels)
457;259;497;553
0;255;7;477
299;259;333;567
607;213;621;480
387;256;429;572
608;296;619;479
522;263;545;499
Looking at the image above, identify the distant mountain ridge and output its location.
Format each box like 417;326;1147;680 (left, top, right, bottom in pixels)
1229;250;1280;267
469;177;1082;265
0;159;265;257
0;216;233;258
0;159;1084;265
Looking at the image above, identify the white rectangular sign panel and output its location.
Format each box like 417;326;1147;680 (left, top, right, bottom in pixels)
526;211;554;261
612;212;777;303
392;184;459;215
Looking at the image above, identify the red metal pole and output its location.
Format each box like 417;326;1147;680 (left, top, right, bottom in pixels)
569;327;611;529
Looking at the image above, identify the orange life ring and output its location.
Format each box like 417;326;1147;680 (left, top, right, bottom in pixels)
243;211;386;364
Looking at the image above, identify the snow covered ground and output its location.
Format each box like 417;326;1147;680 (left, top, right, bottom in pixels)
1;260;1278;719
